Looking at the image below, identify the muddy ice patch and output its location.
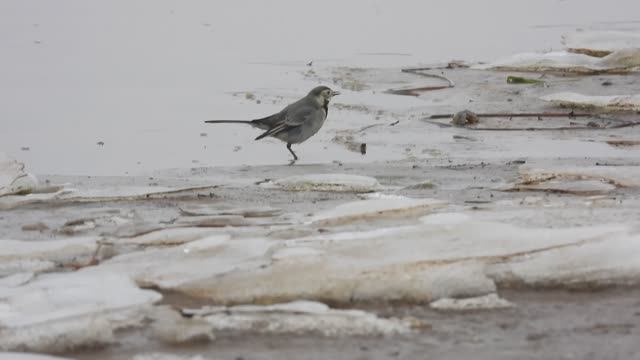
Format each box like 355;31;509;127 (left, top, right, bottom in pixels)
266;173;381;193
504;165;640;195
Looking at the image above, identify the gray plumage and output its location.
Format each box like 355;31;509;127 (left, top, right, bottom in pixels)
205;86;340;161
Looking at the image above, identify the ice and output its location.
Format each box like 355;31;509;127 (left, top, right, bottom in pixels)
132;354;206;360
149;306;214;344
175;214;249;227
187;301;415;336
0;272;34;287
489;232;640;287
474;48;640;73
269;174;380;193
0;184;221;210
0;354;73;360
311;197;446;226
0;260;55;278
540;92;640;112
506;179;617;195
91;236;271;289
0;236;99;276
0;271;161;352
518;165;640;188
147;216;628;304
562;30;640;55
430;293;514;310
0;153;38;196
179;204;282;217
123;227;226;246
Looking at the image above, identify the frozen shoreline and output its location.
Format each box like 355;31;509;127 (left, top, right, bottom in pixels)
2;3;640;356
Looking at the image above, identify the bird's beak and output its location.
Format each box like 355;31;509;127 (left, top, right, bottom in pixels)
331;90;341;96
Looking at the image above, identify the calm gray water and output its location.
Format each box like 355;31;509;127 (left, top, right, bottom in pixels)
1;0;639;175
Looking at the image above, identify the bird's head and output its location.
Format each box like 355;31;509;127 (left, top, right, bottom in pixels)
308;86;340;107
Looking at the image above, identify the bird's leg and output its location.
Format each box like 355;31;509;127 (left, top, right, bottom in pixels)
286;143;298;161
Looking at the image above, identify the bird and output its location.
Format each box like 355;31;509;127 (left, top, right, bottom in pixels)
205;86;340;163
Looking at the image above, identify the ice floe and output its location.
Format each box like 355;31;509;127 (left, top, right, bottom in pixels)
149;306;215;344
562;30;640;56
0;184;221;210
0;354;73;360
505;179;617;195
474;48;640;73
112;214;630;304
517;165;640;188
430;293;514;311
132;354;206;360
91;235;271;289
0;271;161;352
269;174;380;192
179;204;282;217
311;196;446;226
121;227;226;246
0;153;38;197
182;300;416;336
0;236;99;277
540;92;640;112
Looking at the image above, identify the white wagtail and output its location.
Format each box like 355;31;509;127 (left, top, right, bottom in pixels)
205;86;340;162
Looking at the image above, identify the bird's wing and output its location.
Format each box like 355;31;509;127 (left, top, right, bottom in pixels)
254;105;317;140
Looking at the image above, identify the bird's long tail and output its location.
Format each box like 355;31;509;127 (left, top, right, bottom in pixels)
204;120;253;124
